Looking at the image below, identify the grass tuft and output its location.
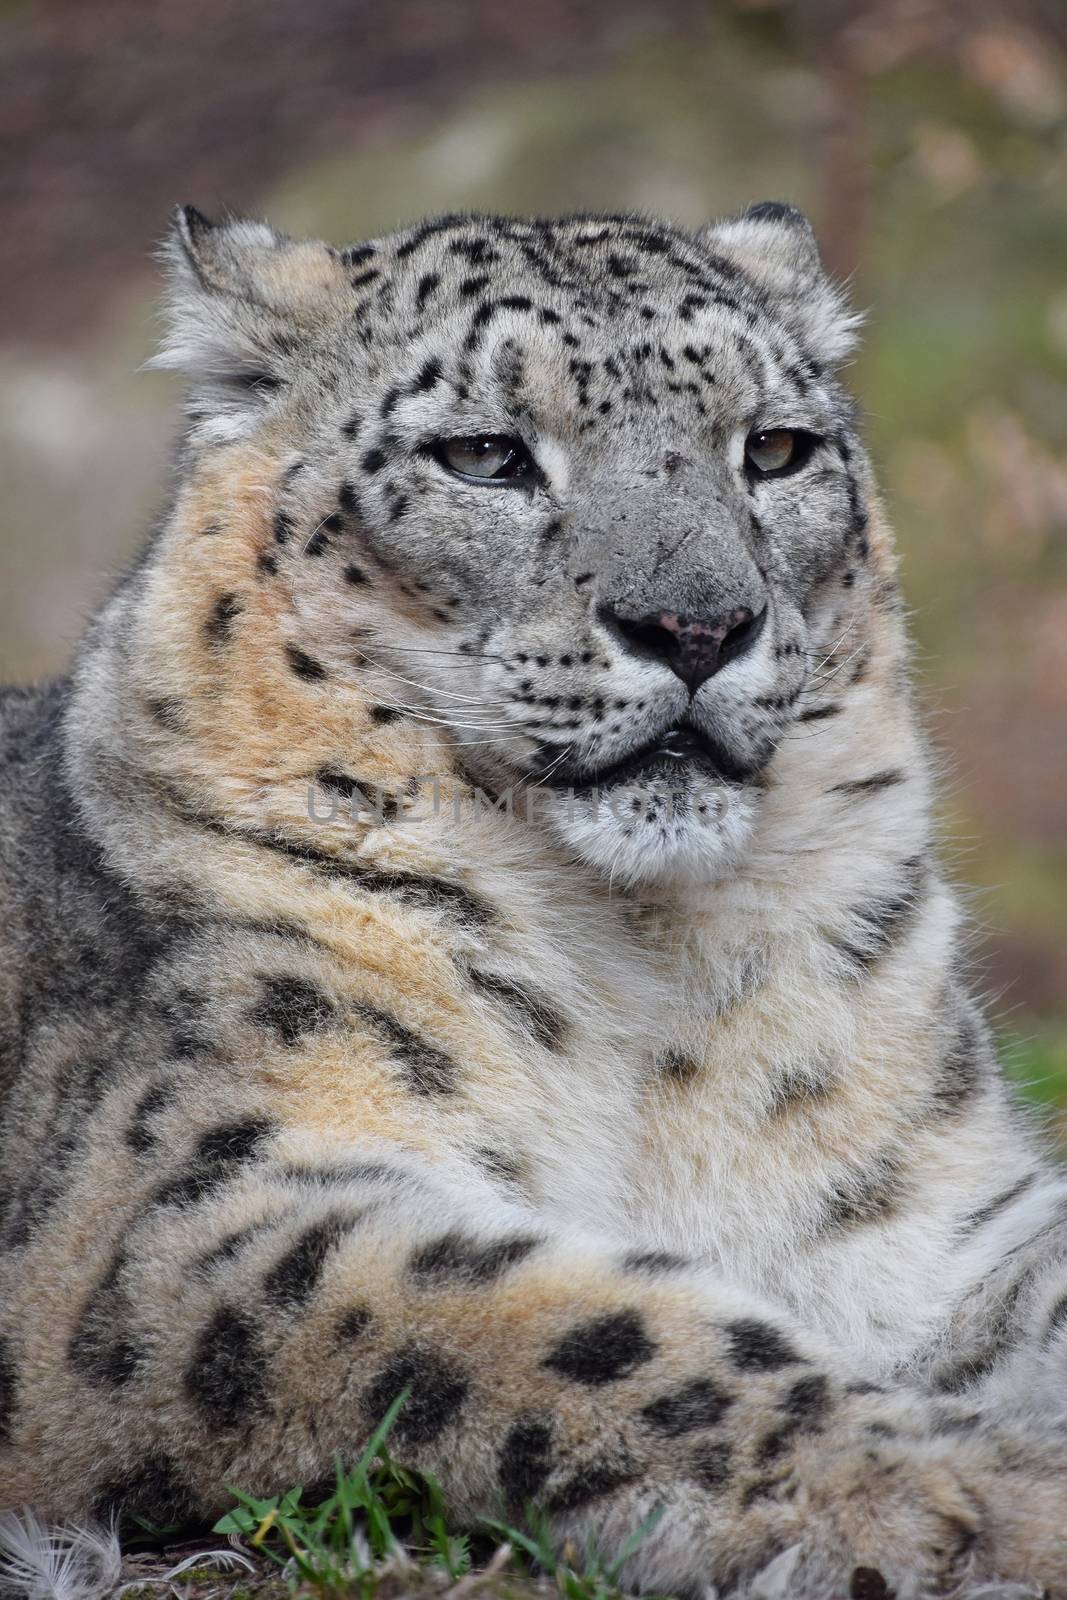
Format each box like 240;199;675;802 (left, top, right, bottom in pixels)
203;1391;668;1600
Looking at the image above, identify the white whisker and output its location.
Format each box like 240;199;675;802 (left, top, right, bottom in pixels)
809;639;868;688
352;648;507;709
806;616;857;680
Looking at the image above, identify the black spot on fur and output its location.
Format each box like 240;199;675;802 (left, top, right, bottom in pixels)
499;1415;554;1509
264;1214;358;1308
783;1372;831;1420
200;1120;273;1164
126;1080;174;1153
345;563;369;586
622;1250;691;1272
195;1220;272;1273
756;1373;832;1462
724;1319;804;1372
468;969;568;1051
353;1003;457;1095
690;1440;732;1491
413;357;443;393
276;1159;409;1191
273;511;294;544
797;703;841;723
830;770;905;798
767;1061;838;1117
285;645;328;682
547;1455;638;1513
656;1048;699;1080
257;551;279;576
186;1306;268;1427
316;769;365;800
931;1408;982;1436
824;1149;905;1230
157;982;213;1060
933;1269;1031;1393
338;481;361;517
94;1453;202;1529
337;1306;373;1342
825;857;926;977
641;1377;734;1435
740;1475;787;1509
409;1232;539;1286
252;975;336;1047
314;770;398;823
416;272;441;309
154;1118;274;1208
370;703;401;724
958;1173;1038;1237
146;696;187;733
1044;1293;1067;1347
205;593;242;645
305;528;331;556
543;1310;656;1386
0;1337;16;1442
474;1146;525;1188
361;447;387;474
69;1256;145;1387
362;1346;468;1445
932;1008;986;1115
379;385;403;419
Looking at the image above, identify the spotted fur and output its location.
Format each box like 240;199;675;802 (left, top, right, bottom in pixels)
2;204;1067;1596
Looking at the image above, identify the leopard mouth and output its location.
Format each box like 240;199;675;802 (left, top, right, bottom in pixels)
540;722;755;793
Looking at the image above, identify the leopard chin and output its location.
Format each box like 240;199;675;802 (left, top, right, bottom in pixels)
538;766;760;886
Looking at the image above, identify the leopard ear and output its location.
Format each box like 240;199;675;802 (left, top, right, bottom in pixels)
151;206;351;442
699;202;862;366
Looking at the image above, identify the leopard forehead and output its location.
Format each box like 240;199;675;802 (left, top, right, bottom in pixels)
161;206;860;460
316;213;851;442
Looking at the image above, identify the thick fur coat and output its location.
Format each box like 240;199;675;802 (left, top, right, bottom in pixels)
2;204;1066;1596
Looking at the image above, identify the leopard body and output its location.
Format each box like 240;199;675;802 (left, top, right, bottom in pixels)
2;203;1066;1596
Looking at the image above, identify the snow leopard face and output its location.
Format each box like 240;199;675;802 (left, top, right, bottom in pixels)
162;204;868;884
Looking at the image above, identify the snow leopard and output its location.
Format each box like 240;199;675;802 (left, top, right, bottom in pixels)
1;201;1066;1597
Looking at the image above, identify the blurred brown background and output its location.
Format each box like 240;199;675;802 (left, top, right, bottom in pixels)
1;0;1064;1114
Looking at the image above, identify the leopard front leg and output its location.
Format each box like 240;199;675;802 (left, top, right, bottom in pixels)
1;1133;1033;1598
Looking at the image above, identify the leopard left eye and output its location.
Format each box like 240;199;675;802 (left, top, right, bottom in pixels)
744;429;820;478
433;434;535;484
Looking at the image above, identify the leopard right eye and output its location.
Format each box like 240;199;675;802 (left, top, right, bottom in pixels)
432;435;536;484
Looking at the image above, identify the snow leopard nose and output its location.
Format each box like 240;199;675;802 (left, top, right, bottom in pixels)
599;604;767;693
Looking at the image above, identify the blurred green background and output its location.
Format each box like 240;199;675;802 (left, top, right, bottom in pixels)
1;0;1064;1119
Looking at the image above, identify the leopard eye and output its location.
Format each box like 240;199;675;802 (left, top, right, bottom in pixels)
434;434;534;483
744;429;818;478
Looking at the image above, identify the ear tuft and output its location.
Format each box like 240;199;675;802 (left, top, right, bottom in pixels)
701;202;861;366
742;200;810;229
152;207;349;443
175;203;216;252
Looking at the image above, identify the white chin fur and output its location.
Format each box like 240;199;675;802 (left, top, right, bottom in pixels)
540;774;758;887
